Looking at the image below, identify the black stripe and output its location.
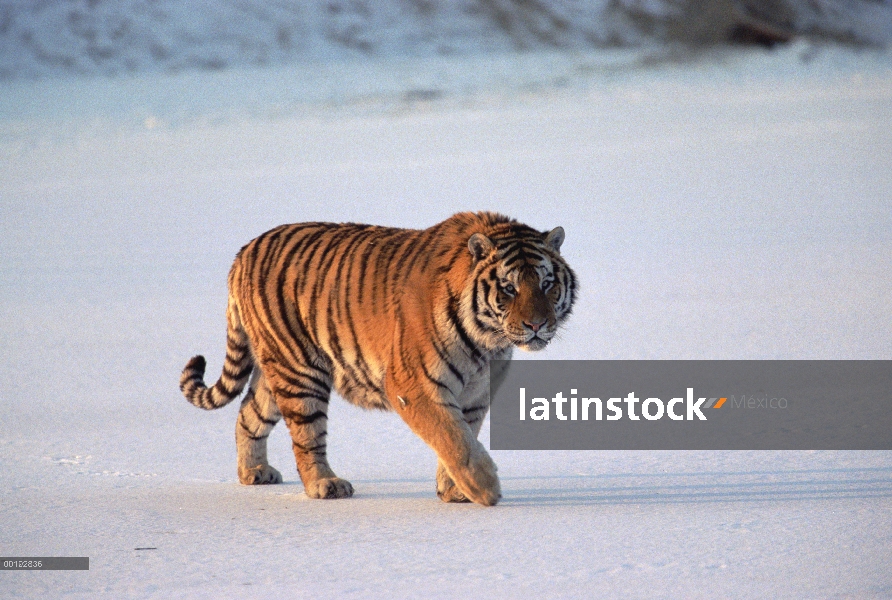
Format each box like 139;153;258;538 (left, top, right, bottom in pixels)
256;225;292;295
357;229;389;304
308;227;356;304
446;295;481;361
213;379;238;397
369;227;406;307
473;312;495;336
339;233;386;396
271;367;331;397
384;230;417;300
248;396;279;426
325;230;370;382
303;230;349;338
432;330;466;386
292;440;327;454
399;227;433;280
226;335;247;352
471;276;482;316
286;411;327;426
276;388;330;403
502;247;528;268
420;360;453;394
238;418;270;441
478;278;499;320
290;227;333;295
276;229;329;358
222;363;253;381
255;228;317;366
439;244;467;274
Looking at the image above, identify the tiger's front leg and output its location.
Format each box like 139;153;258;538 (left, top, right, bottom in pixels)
390;373;500;506
432;413;500;507
436;372;493;503
263;360;354;499
436;409;489;503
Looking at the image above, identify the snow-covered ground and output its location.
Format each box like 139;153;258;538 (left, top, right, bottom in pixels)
2;36;892;598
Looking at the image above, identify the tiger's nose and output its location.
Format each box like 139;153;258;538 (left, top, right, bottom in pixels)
524;319;546;333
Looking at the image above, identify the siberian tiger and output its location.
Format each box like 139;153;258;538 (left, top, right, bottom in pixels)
180;211;576;506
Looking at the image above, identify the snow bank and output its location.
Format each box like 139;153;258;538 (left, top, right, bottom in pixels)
2;0;891;80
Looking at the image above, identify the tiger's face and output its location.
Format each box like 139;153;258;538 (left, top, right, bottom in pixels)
467;225;576;352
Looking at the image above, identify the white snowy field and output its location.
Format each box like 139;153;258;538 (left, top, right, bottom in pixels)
1;44;892;598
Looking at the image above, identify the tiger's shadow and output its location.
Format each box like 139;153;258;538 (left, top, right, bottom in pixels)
349;466;892;505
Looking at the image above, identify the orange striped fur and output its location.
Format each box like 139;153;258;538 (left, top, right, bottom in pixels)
180;211;576;505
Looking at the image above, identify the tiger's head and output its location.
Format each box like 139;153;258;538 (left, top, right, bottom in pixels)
464;221;576;353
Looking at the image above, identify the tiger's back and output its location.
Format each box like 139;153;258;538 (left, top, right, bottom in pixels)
180;211;576;505
232;221;411;411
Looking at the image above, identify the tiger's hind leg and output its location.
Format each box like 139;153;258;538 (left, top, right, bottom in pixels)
236;370;283;485
263;359;354;499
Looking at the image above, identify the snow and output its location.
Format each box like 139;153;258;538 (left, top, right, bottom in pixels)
3;0;892;80
2;35;892;598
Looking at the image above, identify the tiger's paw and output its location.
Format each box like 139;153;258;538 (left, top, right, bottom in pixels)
305;477;354;499
448;448;501;507
238;464;283;485
437;481;471;503
436;463;470;503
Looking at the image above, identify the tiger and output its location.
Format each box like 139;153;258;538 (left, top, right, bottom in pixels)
179;211;576;506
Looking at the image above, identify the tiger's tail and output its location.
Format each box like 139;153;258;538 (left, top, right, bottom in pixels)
180;296;254;410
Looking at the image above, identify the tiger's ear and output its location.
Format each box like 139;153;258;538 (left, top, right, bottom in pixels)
545;226;565;253
468;233;495;261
